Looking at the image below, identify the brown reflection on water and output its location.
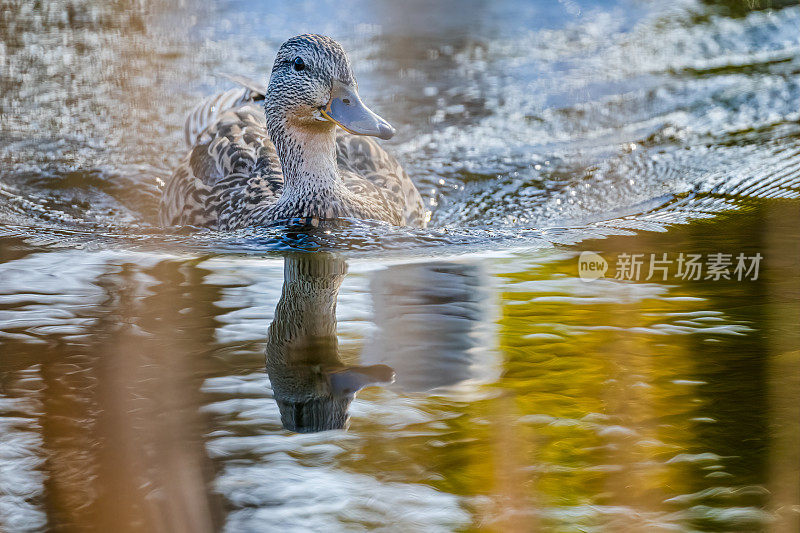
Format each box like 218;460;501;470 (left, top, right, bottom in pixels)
765;202;800;533
28;260;223;532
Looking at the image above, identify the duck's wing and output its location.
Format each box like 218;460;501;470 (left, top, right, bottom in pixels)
161;83;283;229
335;132;428;227
183;75;266;147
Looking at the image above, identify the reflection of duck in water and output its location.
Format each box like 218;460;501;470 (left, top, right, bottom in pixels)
363;261;499;392
266;254;394;433
160;34;426;229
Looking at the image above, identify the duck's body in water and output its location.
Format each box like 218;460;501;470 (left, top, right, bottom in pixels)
160;34;427;229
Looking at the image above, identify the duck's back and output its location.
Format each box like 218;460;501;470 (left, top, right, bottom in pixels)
159;87;283;229
160;85;426;229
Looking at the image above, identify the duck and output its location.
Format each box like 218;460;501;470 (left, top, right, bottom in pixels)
159;34;427;230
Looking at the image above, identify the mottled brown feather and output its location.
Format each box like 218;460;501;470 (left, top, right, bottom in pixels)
160;95;426;229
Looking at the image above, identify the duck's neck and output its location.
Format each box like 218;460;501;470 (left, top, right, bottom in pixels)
269;117;350;218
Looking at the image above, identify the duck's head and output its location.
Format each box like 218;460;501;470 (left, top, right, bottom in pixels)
266;34;395;141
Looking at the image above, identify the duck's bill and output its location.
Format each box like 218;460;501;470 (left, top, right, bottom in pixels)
321;80;396;140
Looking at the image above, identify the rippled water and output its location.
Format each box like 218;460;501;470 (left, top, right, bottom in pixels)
1;0;799;531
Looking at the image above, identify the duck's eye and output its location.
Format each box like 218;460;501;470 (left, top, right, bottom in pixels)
292;57;306;72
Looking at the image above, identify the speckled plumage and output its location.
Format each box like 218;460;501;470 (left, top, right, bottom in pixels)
160;34;427;230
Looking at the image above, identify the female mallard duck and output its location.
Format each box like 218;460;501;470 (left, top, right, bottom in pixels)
160;34;427;229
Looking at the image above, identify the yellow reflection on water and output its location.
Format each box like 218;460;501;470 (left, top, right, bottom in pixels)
346;204;799;532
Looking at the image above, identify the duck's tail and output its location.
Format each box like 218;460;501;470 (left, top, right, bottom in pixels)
183;74;266;147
